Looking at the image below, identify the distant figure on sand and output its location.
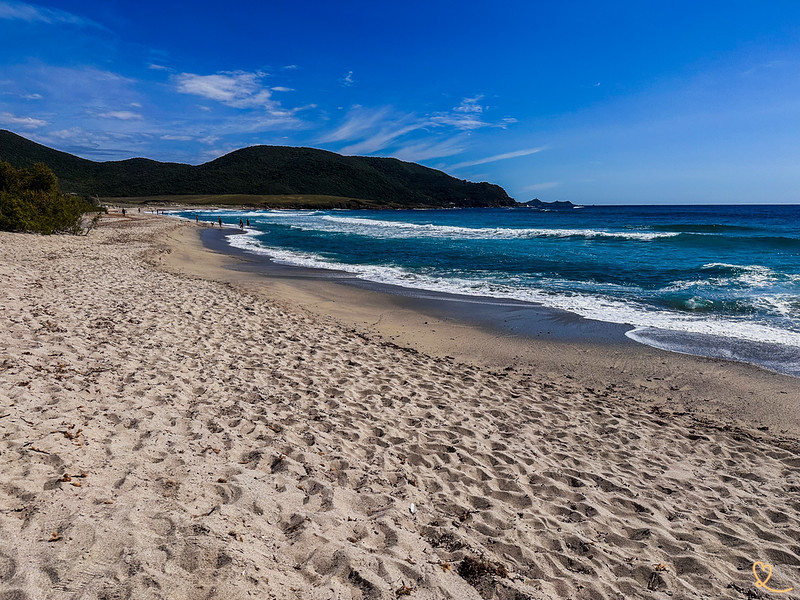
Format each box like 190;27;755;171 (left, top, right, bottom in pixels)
195;214;199;224
122;208;126;216
218;217;223;228
246;218;250;227
239;219;244;230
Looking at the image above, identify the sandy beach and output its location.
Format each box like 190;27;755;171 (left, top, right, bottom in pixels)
1;212;799;599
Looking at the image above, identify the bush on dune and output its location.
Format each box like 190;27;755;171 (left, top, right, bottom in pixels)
0;161;102;235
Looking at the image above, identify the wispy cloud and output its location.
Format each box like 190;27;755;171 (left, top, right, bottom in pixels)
172;70;302;132
0;1;106;29
319;106;397;143
0;111;46;128
320;97;518;157
34;127;146;159
11;65;141;126
271;86;294;92
342;71;355;86
429;96;511;131
450;147;546;169
340;121;420;155
429;111;488;130
392;137;466;162
98;110;142;120
173;70;305;133
453;95;485;113
174;71;276;109
322;106;426;155
148;64;170;71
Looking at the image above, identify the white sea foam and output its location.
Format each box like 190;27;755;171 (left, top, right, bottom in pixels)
665;263;782;292
261;210;321;217
225;233;800;348
195;210;679;241
700;262;777;286
753;294;800;318
316;215;680;241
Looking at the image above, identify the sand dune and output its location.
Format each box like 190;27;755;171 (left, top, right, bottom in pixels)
0;214;798;599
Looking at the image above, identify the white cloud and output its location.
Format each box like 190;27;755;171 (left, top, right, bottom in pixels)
450;147;546;169
319;107;397;143
392;137;466;162
429;112;488;130
0;1;106;29
161;134;193;141
22;93;42;100
453;95;485;113
320;99;519;157
98;111;142;120
429;96;512;131
340;121;420;155
174;71;276;109
148;64;169;71
47;127;83;140
342;71;354;86
0;111;46;128
271;86;294;92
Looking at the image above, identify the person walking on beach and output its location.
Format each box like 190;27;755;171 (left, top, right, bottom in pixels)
218;217;223;228
195;214;199;224
121;208;126;216
239;218;244;230
246;218;250;227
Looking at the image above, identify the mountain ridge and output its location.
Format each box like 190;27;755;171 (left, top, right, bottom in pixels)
0;130;516;208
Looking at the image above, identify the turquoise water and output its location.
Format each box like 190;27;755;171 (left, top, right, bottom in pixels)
173;205;800;375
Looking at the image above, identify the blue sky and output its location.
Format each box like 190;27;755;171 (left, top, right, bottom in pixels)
2;1;800;203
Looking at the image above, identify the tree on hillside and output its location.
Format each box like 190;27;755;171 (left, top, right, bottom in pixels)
0;161;102;235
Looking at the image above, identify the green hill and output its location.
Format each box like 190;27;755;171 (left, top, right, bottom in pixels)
0;130;516;208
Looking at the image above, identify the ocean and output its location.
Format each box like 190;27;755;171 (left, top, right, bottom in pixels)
172;204;800;376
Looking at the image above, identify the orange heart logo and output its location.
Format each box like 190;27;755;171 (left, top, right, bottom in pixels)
753;561;793;594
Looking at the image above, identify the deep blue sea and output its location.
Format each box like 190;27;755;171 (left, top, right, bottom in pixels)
173;205;800;376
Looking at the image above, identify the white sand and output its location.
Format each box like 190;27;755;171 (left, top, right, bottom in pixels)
0;213;798;599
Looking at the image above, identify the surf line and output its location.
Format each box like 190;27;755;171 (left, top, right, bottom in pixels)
753;562;793;594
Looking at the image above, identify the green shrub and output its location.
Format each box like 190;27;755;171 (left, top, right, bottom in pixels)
0;161;102;234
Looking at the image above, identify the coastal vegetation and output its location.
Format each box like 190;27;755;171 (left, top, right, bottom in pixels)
0;160;101;234
0;130;516;208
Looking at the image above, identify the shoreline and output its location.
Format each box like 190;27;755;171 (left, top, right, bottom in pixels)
200;226;639;346
191;211;800;379
164;220;800;441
